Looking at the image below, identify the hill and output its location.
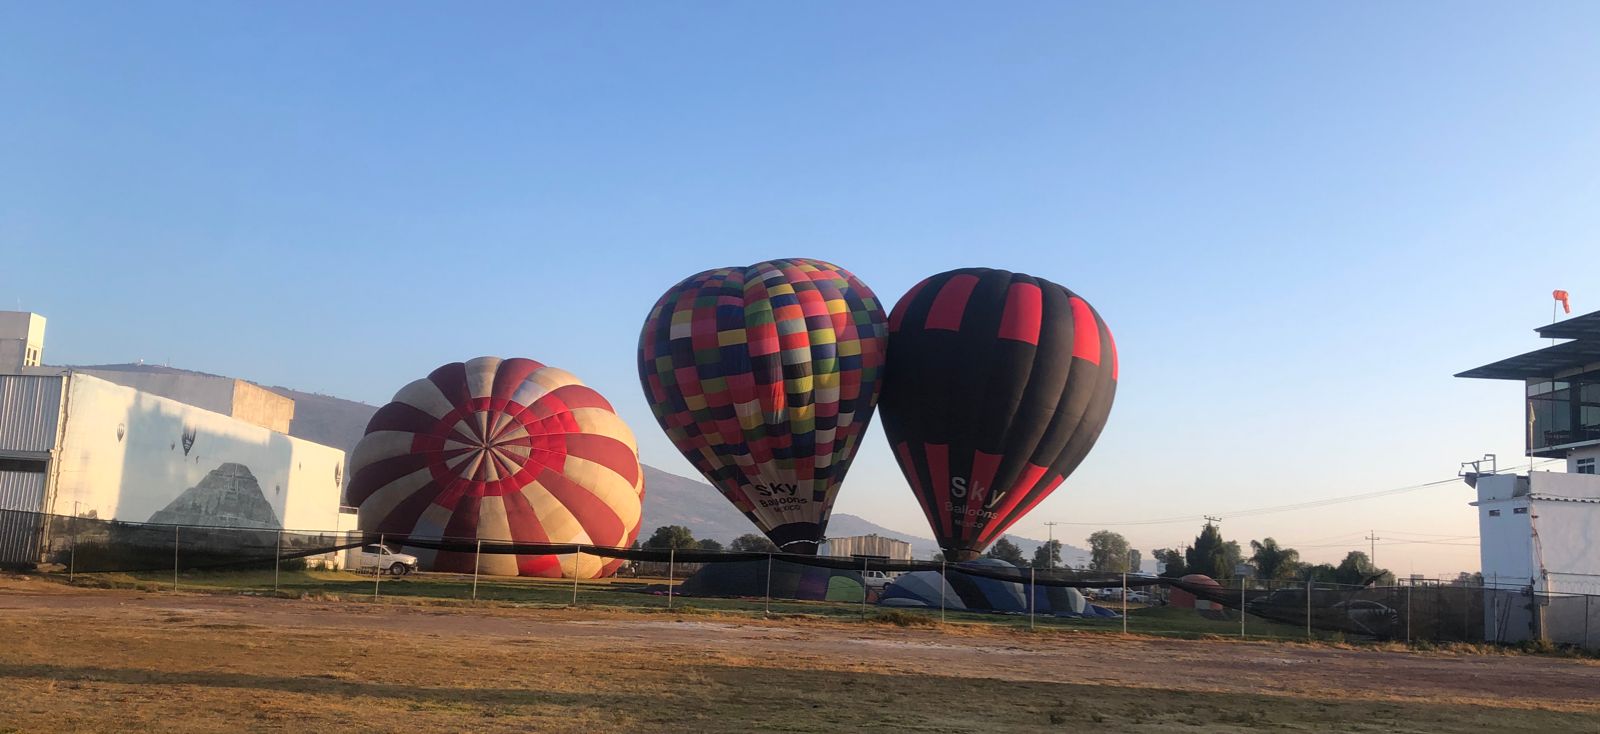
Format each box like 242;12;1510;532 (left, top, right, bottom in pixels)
65;362;1097;564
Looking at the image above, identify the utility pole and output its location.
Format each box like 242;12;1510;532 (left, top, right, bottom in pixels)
1204;515;1222;528
1043;522;1060;570
1366;531;1380;569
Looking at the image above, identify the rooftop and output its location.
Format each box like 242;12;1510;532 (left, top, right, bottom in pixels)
1456;309;1600;380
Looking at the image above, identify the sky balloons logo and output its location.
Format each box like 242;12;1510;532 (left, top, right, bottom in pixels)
637;258;887;554
878;268;1118;561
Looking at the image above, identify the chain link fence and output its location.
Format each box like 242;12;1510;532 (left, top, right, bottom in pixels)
4;507;1597;650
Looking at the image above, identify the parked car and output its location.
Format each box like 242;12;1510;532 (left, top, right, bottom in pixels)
862;570;899;590
1333;600;1400;638
355;544;418;576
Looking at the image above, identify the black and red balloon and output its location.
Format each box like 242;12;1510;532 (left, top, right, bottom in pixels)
879;268;1118;561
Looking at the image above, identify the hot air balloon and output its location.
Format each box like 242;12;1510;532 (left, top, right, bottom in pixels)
638;258;887;554
879;268;1117;561
347;357;644;579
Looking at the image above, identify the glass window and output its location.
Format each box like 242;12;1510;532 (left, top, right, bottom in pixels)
1578;458;1596;475
1488;509;1501;517
1513;507;1529;514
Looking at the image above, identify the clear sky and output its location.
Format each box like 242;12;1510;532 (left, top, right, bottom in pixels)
4;3;1597;576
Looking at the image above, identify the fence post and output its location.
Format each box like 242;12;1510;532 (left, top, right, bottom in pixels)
274;529;282;594
1122;567;1129;635
472;539;482;602
939;560;947;624
764;552;773;618
860;556;868;621
1029;565;1036;632
69;533;76;584
173;525;180;592
1306;579;1312;639
1239;576;1246;639
667;548;675;610
571;546;582;607
1406;583;1412;644
1584;594;1591;650
374;533;383;600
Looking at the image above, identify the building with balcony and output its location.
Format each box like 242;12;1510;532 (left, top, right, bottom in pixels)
1457;308;1600;648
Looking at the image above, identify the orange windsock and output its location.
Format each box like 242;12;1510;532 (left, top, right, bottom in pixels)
1554;290;1571;314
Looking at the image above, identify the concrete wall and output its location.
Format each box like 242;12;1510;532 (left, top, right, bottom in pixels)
0;312;45;371
232;380;295;434
49;373;345;532
1475;474;1536;588
76;368;295;434
1528;472;1600;596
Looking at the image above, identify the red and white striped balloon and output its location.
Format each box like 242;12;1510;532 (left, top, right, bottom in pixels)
347;356;644;578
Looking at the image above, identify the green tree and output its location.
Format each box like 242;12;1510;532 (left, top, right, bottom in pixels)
985;537;1026;566
1305;563;1339;583
696;538;724;551
1184;523;1229;578
1127;549;1143;574
1248;538;1302;580
729;533;779;553
1332;551;1392;586
643;525;697;550
1031;539;1063;569
1153;548;1186;578
1088;530;1132;572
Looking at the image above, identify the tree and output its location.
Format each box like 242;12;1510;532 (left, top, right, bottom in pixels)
1088;530;1131;572
1032;539;1063;569
1154;548;1186;578
1248;538;1302;580
696;538;724;551
729;533;779;553
1332;551;1392;586
1184;523;1229;578
1127;549;1143;574
643;525;697;550
1305;563;1339;583
985;537;1026;566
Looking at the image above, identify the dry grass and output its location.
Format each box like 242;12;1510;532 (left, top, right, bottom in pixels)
1;578;1597;733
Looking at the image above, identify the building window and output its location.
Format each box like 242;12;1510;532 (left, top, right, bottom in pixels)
1488;509;1501;517
1513;507;1529;514
0;457;46;473
1579;458;1596;475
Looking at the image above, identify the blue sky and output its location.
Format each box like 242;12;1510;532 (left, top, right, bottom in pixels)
4;3;1597;574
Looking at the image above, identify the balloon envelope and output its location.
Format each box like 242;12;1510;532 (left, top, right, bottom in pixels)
347;356;644;578
638;258;887;553
880;268;1117;561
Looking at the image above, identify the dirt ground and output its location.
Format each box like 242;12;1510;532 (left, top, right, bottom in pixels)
1;577;1596;733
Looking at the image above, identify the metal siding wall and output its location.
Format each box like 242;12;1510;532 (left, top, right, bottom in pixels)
0;470;46;511
0;469;48;565
0;374;63;453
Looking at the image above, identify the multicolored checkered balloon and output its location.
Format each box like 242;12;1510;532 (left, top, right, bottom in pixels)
638;259;887;554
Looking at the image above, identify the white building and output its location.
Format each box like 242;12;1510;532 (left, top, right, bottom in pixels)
1458;309;1600;647
0;311;45;371
0;313;351;568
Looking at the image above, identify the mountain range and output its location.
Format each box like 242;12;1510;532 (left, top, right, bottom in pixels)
73;362;1092;564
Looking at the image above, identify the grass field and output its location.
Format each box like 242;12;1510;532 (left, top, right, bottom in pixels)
67;567;1337;640
3;573;1598;732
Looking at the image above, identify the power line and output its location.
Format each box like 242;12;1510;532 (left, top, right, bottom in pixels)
1044;459;1565;529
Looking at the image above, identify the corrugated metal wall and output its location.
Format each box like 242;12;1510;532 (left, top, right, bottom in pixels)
0;469;46;511
825;534;913;560
0;374;64;454
0;471;45;566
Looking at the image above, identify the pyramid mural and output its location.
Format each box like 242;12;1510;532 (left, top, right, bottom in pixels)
147;462;281;529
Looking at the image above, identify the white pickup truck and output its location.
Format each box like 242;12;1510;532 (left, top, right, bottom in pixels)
354;544;419;576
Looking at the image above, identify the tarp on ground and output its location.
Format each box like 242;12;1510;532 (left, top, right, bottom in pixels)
879;558;1085;615
677;559;864;602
